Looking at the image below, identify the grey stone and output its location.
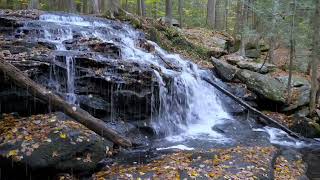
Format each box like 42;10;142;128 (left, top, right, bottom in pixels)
211;58;239;81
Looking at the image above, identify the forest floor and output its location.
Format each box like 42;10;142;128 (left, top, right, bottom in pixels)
92;146;306;180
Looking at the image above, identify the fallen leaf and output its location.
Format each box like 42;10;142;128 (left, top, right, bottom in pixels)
60;133;67;139
7;150;18;157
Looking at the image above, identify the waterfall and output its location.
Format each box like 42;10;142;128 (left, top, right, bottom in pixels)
21;13;231;140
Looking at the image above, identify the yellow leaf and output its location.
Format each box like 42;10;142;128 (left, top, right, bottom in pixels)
208;173;216;178
7;150;18;157
60;133;67;139
25;135;33;141
191;171;198;177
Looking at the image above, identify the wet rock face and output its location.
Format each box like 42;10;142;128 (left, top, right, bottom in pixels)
0;113;113;178
0;12;158;122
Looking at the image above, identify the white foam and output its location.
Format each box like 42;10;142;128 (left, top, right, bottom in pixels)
156;145;194;151
254;127;307;148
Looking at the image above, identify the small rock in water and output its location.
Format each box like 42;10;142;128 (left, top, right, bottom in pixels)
72;106;77;111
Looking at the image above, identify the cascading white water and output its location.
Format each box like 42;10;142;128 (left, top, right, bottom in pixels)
36;16;77;104
24;13;231;141
17;12;311;148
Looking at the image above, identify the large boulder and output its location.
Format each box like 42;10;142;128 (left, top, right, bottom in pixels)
277;76;311;111
211;58;239;81
236;69;287;103
0;112;113;174
245;49;261;59
236;61;276;74
290;116;320;138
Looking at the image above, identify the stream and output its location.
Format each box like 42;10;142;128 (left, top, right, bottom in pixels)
1;12;320;179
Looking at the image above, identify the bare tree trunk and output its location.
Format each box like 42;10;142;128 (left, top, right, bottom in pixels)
239;0;246;57
310;0;320;113
287;0;297;104
125;0;128;11
137;0;142;15
141;0;146;16
234;0;242;37
154;1;158;19
269;0;279;63
225;0;229;31
28;0;39;9
136;0;145;16
165;0;172;25
178;0;183;28
68;0;76;13
92;0;100;14
106;0;119;18
207;0;216;29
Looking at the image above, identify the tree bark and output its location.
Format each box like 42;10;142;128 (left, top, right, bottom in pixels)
28;0;39;9
269;0;279;63
239;0;246;57
207;0;216;29
165;0;173;25
233;0;241;37
137;0;141;15
310;0;320;113
92;0;100;14
106;0;120;18
178;0;183;28
287;0;296;104
0;60;132;147
225;0;229;31
137;0;145;16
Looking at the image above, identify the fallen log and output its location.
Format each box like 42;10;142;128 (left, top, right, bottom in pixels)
202;76;306;140
0;59;132;147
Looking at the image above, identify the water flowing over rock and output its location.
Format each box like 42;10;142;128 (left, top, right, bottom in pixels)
0;10;316;180
0;12;231;139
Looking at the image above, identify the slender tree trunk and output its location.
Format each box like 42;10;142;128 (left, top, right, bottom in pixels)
137;0;141;15
165;0;173;25
239;0;246;56
310;0;320;113
207;0;216;29
287;0;297;104
106;0;119;18
137;0;145;16
234;0;242;37
92;0;100;14
178;0;183;28
68;0;76;13
142;0;146;16
125;0;128;11
28;0;39;9
154;1;158;19
269;0;279;64
225;0;229;31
